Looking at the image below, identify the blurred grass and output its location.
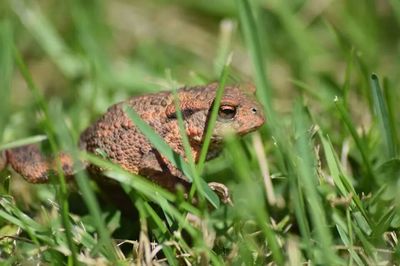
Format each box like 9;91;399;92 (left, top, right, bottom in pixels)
1;0;400;264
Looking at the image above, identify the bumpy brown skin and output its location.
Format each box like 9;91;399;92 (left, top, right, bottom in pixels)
3;83;265;194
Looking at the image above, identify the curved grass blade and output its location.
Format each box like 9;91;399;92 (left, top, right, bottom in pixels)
14;48;80;265
225;134;284;265
196;56;230;174
0;135;48;151
334;97;374;180
293;102;339;265
123;105;220;208
370;74;397;159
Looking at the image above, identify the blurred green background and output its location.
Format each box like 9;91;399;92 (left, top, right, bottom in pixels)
3;0;399;139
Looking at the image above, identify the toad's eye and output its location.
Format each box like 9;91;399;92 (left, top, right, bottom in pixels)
218;105;237;120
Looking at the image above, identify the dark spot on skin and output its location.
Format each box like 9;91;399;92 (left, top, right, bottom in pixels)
62;164;73;173
150;98;159;105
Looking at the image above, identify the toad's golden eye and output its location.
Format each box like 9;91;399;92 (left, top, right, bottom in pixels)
218;105;237;120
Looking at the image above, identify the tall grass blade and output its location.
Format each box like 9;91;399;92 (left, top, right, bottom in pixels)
293;102;338;265
382;78;399;157
370;74;397;159
334;98;374;180
234;0;273;118
319;133;372;226
123;106;220;208
49;101;119;261
197;56;230;174
226;135;284;265
0;20;13;141
0;135;47;151
13;48;79;265
172;90;203;202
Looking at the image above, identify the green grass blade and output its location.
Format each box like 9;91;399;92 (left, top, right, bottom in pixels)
226;134;284;265
123;105;220;208
370;74;397;158
165;72;206;204
0;19;13;141
171;88;219;207
81;152;202;216
48;103;119;261
234;0;273;119
334;98;374;180
319;133;372;226
13;48;80;265
81;153;202;240
196;57;230;174
333;211;364;265
382;78;399;157
235;0;289;186
288;170;313;259
74;172;120;259
293;103;338;265
0;135;47;150
124;105;192;179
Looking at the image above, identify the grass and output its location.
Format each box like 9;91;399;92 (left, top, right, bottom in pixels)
1;0;400;264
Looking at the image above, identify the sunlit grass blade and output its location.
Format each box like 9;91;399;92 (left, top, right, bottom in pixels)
235;0;289;181
319;133;347;195
48;102;119;260
0;196;120;260
14;48;120;264
0;19;13;141
142;202;178;266
293;102;338;265
0;135;47;150
234;0;273;118
196;56;230;174
80;152;201;216
333;211;364;265
371;206;395;240
225;134;284;265
13;48;80;265
370;74;397;159
81;153;203;240
288;170;313;259
214;20;234;76
123;105;220;208
334;98;374;180
165;71;206;205
382;78;399;157
319;133;372;226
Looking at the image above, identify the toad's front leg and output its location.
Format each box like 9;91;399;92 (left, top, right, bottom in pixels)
3;144;75;183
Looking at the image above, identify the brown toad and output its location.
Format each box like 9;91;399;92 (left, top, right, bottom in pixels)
1;83;265;198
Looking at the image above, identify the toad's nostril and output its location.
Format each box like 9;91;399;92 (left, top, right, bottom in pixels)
251;107;257;114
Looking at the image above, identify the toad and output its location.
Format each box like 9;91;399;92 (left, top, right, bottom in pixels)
1;83;265;204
